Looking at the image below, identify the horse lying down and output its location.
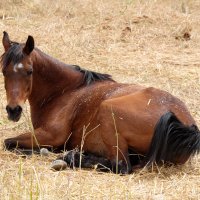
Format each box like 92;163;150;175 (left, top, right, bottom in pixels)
1;32;200;174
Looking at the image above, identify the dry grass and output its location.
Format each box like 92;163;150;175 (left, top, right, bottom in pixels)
0;0;200;199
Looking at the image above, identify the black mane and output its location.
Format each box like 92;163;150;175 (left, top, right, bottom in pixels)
1;42;24;69
74;65;114;85
1;43;114;85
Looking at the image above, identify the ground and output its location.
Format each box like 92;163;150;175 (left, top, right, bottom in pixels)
0;0;200;199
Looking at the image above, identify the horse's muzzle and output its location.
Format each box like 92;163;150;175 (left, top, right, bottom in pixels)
6;105;22;122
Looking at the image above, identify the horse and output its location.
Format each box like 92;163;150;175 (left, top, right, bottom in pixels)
1;31;200;174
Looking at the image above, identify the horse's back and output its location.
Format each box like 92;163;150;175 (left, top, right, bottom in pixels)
104;86;195;125
98;86;196;154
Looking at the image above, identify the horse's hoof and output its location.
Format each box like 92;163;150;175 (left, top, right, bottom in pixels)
4;138;17;150
40;148;49;156
51;160;68;171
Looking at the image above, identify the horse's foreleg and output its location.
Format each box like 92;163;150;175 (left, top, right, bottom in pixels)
4;128;64;151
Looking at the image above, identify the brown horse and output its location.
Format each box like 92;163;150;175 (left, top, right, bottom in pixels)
1;31;200;174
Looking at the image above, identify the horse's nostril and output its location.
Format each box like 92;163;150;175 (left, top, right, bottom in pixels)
6;105;22;114
6;105;22;122
15;105;22;113
6;105;11;113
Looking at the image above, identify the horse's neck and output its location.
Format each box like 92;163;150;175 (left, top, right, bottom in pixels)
28;49;83;107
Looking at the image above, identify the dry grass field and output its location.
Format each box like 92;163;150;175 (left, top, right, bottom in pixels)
0;0;200;199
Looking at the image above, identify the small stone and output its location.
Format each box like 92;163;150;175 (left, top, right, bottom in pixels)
51;160;68;171
40;148;49;156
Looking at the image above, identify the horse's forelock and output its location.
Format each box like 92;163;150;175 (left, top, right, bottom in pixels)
1;43;24;69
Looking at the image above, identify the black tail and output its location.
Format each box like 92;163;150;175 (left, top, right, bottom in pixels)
145;112;200;166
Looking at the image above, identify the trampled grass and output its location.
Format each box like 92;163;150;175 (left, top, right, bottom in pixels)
0;0;200;199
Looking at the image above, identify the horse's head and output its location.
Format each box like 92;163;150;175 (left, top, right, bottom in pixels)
1;32;34;122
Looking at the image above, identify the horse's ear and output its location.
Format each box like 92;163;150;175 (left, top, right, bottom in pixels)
23;35;34;55
2;31;11;51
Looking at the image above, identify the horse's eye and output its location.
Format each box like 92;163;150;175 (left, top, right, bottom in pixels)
27;70;33;76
